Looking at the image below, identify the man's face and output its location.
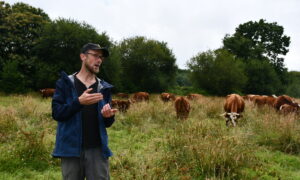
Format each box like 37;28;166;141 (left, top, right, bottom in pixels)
81;50;105;74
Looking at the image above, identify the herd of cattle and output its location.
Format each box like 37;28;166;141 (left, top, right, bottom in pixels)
39;88;300;127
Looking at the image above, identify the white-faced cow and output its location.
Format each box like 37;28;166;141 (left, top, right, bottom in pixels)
222;94;245;127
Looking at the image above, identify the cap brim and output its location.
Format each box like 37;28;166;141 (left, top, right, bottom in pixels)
92;47;109;57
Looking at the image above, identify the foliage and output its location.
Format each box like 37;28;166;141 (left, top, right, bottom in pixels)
243;59;282;95
175;69;192;87
0;1;51;92
117;36;178;93
0;1;50;63
187;49;247;95
286;71;300;98
33;18;113;88
223;19;290;71
222;19;291;95
0;59;29;93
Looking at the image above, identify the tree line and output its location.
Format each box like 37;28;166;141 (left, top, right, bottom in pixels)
1;1;299;97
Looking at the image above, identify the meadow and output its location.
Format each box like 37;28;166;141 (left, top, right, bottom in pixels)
0;93;300;180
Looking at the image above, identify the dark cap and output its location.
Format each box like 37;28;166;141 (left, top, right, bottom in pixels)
81;43;109;57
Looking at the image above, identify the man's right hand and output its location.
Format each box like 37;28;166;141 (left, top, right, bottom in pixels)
78;88;103;105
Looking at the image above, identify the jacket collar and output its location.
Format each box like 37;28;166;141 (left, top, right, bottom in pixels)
60;71;113;91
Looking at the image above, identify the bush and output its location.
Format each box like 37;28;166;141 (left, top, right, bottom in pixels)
0;60;29;93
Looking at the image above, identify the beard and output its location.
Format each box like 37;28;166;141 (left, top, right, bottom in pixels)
84;62;100;74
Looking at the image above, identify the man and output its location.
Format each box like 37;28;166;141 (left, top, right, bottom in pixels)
52;43;117;180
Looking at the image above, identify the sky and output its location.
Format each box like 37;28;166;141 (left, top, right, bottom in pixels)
5;0;300;71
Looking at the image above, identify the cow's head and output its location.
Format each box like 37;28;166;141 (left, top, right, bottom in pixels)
225;112;241;120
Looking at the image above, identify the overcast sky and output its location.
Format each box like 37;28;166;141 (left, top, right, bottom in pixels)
5;0;300;71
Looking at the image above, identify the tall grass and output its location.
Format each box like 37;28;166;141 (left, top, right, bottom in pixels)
1;94;300;179
0;95;58;176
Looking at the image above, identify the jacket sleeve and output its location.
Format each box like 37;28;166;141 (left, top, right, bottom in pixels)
103;88;115;127
52;79;83;121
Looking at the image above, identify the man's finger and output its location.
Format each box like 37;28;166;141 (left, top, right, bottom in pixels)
84;88;93;93
111;109;118;113
88;93;102;98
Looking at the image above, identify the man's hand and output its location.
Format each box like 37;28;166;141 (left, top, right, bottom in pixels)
78;88;103;105
101;103;118;118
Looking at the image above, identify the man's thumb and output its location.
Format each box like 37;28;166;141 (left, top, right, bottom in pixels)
84;88;93;93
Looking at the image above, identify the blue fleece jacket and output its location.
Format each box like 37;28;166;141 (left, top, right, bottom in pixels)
51;71;115;158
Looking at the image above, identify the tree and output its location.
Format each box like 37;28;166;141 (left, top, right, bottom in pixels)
0;1;51;92
0;2;50;60
286;71;300;98
223;19;290;72
0;59;28;93
243;59;282;95
187;49;247;96
33;18;113;89
223;19;290;94
176;69;192;87
118;36;177;92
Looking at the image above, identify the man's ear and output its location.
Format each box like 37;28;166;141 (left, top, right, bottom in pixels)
80;53;86;61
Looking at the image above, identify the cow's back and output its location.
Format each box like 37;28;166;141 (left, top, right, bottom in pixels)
133;92;149;102
175;96;190;119
224;94;244;113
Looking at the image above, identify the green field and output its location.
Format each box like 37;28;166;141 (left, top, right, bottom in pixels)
0;94;300;180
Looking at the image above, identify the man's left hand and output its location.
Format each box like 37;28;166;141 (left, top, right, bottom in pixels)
101;103;118;118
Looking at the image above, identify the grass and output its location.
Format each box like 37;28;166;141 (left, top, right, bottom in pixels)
0;94;300;179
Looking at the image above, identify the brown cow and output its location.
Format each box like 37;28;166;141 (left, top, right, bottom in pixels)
279;104;299;114
111;99;131;112
132;92;149;102
243;94;256;101
40;88;55;98
160;92;176;102
187;93;203;101
265;95;277;107
273;95;299;111
254;95;267;106
115;93;129;99
174;96;190;120
223;94;245;127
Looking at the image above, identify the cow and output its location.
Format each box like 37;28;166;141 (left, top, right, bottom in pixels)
222;94;245;127
273;95;299;111
279;104;299;114
265;95;277;107
187;93;203;101
40;88;55;98
174;96;191;120
160;92;176;102
132;92;149;102
115;93;129;99
254;95;267;106
243;94;258;102
111;99;131;112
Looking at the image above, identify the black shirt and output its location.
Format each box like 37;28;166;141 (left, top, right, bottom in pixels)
74;75;101;148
